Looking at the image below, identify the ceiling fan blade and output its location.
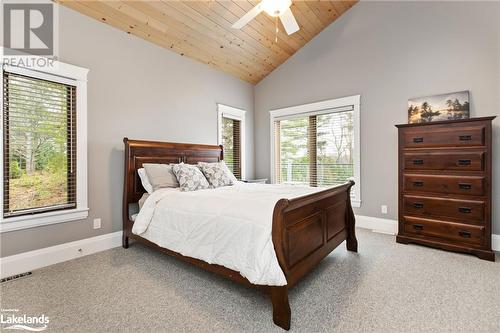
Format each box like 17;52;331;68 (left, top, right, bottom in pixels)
279;8;299;35
232;4;263;29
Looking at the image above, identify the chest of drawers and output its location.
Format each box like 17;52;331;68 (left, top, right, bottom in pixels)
396;116;495;261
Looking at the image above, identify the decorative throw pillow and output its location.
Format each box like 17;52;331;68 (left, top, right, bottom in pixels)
143;163;179;191
219;160;238;183
198;161;235;188
172;163;210;192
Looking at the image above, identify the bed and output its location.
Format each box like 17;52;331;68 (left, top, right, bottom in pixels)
122;138;358;330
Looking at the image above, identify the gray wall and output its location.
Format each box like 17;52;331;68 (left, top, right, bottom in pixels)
254;1;500;232
0;5;255;257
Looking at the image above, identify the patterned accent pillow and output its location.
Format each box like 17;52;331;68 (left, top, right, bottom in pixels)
172;163;210;192
219;160;238;183
198;161;235;188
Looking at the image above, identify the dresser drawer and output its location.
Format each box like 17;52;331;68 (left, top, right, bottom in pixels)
403;216;484;246
404;195;485;222
404;151;484;171
403;127;485;148
403;174;485;196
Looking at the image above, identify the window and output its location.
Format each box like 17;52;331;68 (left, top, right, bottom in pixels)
1;61;88;232
217;104;246;180
3;71;76;217
221;117;241;178
270;95;361;207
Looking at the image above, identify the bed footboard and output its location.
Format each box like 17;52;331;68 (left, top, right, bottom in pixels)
270;181;357;329
272;180;357;286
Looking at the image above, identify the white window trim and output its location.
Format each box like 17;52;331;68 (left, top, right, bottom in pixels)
269;95;361;208
0;58;89;233
217;104;246;179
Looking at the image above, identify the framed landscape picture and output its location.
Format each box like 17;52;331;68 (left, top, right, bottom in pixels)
408;90;470;124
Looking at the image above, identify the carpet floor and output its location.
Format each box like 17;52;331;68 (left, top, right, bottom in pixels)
1;229;499;332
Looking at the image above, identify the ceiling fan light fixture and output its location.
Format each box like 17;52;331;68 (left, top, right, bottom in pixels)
260;0;292;17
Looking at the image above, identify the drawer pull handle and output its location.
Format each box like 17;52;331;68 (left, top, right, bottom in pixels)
413;181;424;187
413;137;424;143
458;183;472;190
458;230;471;238
413;224;424;231
459;135;472;141
413;203;424;209
458;207;472;214
413;159;424;165
458;159;471;166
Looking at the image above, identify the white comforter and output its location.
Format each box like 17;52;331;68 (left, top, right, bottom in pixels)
132;182;322;286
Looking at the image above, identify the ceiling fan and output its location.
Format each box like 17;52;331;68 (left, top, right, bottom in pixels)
231;0;300;35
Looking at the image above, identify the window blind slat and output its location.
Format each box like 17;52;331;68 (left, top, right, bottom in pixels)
274;109;354;189
221;116;241;180
3;71;77;218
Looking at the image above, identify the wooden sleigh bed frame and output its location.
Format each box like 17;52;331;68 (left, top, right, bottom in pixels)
122;138;358;330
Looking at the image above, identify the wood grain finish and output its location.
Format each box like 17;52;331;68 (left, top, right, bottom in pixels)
56;0;357;84
403;195;485;223
403;174;485;196
122;138;358;330
326;200;347;240
286;212;324;267
396;117;495;261
403;126;485;148
403;216;485;246
403;151;484;171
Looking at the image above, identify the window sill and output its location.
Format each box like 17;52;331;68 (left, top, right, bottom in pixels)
0;208;89;233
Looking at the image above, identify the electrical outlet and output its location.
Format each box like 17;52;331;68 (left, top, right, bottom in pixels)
381;205;388;214
93;218;101;229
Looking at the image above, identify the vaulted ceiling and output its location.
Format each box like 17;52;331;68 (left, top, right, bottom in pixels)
57;1;357;84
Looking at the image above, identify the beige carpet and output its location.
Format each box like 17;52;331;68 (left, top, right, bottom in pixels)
1;229;499;332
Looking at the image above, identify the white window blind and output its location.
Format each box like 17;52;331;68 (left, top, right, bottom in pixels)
2;70;77;218
274;106;354;187
316;110;355;187
270;95;361;206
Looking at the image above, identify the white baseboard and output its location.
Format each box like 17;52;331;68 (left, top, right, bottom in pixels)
355;215;398;235
355;214;500;252
493;234;500;252
0;231;122;279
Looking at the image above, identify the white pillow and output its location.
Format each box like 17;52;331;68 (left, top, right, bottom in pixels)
143;163;179;191
138;168;153;194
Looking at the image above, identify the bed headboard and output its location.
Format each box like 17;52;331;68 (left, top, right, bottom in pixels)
122;138;223;219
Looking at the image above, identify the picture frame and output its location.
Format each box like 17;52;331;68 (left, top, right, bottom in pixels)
408;91;470;123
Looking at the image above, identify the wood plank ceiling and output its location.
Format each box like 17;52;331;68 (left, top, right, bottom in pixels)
57;1;357;84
